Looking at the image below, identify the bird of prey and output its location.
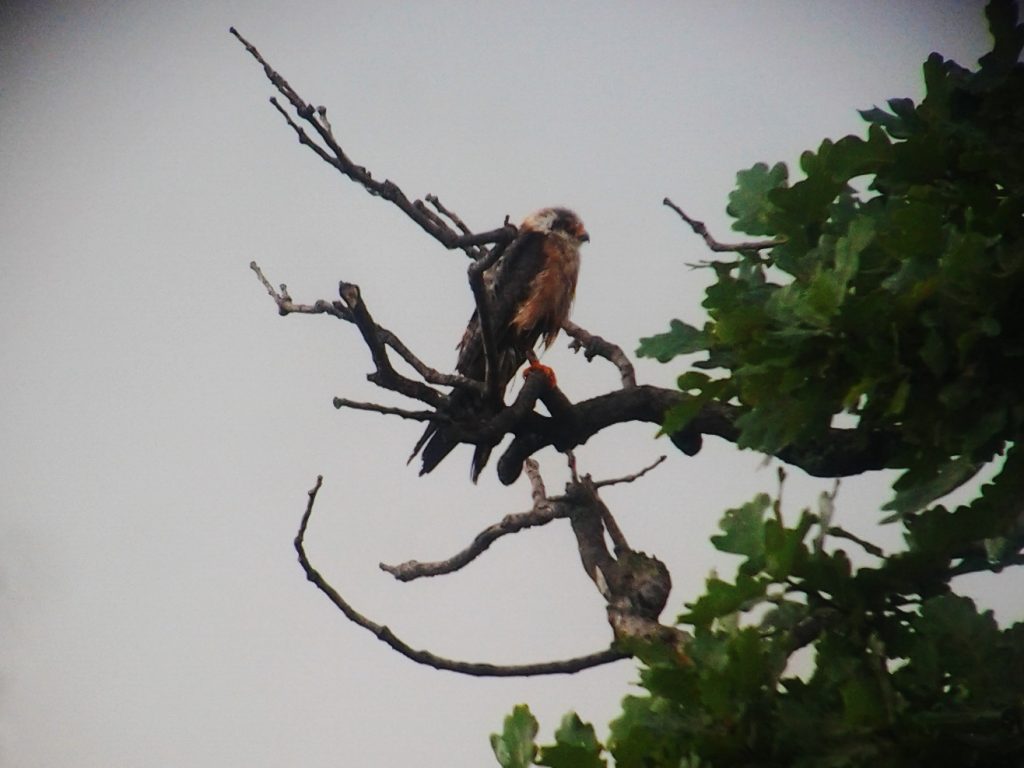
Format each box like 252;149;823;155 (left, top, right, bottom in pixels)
411;207;590;481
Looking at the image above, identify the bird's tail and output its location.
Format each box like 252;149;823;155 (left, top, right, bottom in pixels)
408;421;455;475
409;423;492;483
408;389;493;482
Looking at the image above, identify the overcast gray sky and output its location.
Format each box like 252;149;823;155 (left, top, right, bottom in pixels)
1;2;1014;766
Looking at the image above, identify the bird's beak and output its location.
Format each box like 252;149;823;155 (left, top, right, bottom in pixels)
579;230;590;243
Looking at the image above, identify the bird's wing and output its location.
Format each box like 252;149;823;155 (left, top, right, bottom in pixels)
455;231;548;388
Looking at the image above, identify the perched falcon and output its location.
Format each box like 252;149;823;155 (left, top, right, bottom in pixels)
412;207;589;481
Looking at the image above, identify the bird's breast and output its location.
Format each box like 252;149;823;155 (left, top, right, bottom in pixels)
512;238;580;348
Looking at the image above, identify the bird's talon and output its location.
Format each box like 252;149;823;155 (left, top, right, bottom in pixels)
524;361;557;388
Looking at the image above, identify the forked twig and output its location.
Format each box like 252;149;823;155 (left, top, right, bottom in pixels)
251;261;480;394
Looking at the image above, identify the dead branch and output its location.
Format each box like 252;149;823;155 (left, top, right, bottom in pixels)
296;476;626;676
333;398;441;422
379;460;689;660
663;197;786;253
252;260;351;320
381;458;560;582
252;262;480;394
563;320;637;389
231;27;516;259
426;194;473;236
379;501;571;581
593;455;667;489
337;281;443;406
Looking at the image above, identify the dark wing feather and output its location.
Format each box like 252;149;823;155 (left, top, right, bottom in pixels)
411;232;547;480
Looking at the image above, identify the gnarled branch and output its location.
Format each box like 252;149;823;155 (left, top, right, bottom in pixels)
496;386;900;484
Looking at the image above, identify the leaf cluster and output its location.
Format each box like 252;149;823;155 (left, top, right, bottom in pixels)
497;455;1024;767
638;0;1024;512
603;475;1024;768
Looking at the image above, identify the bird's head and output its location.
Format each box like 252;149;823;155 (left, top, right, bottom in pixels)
521;207;590;245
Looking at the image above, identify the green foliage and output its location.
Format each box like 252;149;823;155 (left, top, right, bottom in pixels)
490;708;607;768
637;0;1024;510
491;705;539;768
501;4;1024;767
637;319;709;363
600;473;1024;767
537;714;607;768
511;457;1024;767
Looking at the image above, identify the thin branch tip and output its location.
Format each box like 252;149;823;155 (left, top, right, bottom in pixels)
664;196;785;253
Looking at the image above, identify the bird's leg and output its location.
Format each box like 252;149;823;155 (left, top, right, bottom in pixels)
523;350;558;388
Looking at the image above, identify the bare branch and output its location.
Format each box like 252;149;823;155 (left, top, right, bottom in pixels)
296;476;625;676
337;281;445;407
333;398;441;422
380;500;571;581
251;261;351;320
593;455;667;489
582;476;631;556
374;326;483;394
382;458;562;582
562;320;637;389
426;194;474;236
231;27;515;258
252;262;482;395
379;456;679;589
269;96;342;170
664;197;785;253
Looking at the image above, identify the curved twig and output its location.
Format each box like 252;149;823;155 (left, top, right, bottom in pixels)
381;458;558;582
593;455;667;489
562;320;637;389
467;233;522;403
379;501;571;581
295;476;627;676
663;197;786;253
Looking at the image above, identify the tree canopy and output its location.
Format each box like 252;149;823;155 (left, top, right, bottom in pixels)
496;2;1024;766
